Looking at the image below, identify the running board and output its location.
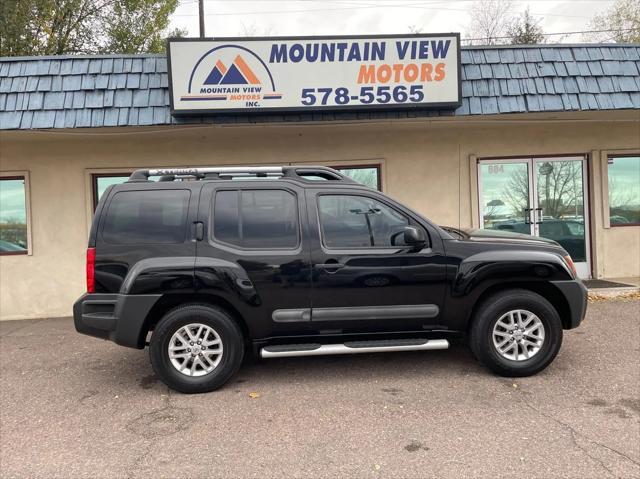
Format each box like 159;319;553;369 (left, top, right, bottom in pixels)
260;338;449;358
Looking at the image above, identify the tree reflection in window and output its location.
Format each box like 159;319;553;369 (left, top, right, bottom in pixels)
0;177;28;254
608;156;640;226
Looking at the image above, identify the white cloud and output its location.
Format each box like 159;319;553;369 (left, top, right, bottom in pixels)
169;0;616;43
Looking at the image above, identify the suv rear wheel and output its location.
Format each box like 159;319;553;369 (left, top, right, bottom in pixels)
149;304;244;393
470;289;563;377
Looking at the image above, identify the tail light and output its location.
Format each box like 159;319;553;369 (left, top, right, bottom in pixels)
86;247;96;293
563;254;577;278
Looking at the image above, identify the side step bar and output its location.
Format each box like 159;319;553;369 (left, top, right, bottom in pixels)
260;338;449;359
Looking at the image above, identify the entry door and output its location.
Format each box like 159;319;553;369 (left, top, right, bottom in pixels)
306;190;448;333
196;183;313;338
478;157;590;278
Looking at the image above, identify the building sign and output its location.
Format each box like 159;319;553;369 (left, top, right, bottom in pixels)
167;34;461;115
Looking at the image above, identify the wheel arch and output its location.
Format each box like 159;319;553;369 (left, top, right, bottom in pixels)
138;294;251;347
466;282;572;333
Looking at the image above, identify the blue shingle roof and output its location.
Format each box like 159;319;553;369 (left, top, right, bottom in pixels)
1;44;639;130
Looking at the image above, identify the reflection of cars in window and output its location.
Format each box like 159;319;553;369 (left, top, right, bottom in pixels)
0;239;26;252
564;221;585;236
609;215;630;225
488;219;586;261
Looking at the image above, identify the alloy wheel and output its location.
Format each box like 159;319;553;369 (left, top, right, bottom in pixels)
492;309;545;361
168;323;223;377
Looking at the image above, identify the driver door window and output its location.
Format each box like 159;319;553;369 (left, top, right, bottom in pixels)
317;195;409;248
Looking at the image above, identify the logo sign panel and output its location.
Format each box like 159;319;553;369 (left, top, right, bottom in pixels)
167;34;461;114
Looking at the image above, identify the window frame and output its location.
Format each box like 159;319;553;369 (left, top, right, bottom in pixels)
315;192;425;251
0;172;32;256
91;172;133;211
211;187;302;252
333;164;382;191
605;153;640;228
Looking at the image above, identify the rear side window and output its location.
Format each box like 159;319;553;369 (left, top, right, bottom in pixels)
213;189;299;249
102;190;190;244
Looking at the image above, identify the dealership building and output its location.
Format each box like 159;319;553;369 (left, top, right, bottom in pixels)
0;37;639;320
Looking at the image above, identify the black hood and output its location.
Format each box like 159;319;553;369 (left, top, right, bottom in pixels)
441;226;560;247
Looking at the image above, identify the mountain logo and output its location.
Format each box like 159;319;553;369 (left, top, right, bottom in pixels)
181;44;281;106
204;56;260;85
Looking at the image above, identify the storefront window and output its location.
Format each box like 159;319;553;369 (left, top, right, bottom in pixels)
0;177;28;255
92;174;131;209
608;156;640;226
335;166;381;190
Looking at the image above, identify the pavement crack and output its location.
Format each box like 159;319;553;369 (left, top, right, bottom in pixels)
128;442;154;477
126;404;194;439
565;425;616;478
78;390;98;405
522;401;640;476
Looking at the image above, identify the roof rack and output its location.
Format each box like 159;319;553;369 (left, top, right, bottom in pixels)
127;166;358;184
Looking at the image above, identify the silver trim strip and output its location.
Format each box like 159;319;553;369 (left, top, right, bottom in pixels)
260;339;449;358
272;308;312;322
312;304;439;321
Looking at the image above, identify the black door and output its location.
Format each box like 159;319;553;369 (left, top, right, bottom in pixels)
196;182;313;339
307;189;447;334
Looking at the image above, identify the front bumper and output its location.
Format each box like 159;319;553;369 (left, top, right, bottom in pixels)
551;279;588;329
73;293;161;348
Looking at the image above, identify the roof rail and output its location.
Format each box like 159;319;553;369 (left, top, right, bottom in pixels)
127;165;358;184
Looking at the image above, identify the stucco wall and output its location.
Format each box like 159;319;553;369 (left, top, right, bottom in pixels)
1;114;639;320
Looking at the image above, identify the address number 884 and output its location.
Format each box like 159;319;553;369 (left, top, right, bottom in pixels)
301;85;425;106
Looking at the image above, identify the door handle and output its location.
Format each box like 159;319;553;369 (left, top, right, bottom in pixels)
194;221;204;241
315;262;345;271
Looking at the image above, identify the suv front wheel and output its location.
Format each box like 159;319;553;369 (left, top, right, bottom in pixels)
149;304;244;393
470;289;563;377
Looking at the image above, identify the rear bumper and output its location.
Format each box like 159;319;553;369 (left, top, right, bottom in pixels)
73;293;161;348
551;279;588;329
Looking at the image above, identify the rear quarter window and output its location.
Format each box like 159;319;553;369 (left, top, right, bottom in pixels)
213;189;299;249
102;190;190;244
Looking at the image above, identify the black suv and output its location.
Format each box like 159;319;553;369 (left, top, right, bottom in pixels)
74;166;587;393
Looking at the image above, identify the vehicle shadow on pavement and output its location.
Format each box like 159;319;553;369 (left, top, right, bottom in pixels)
101;341;488;393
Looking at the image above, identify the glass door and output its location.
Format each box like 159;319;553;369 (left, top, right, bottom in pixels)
478;160;533;235
478;157;590;279
533;157;590;278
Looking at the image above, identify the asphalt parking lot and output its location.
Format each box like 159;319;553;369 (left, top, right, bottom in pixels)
1;299;639;479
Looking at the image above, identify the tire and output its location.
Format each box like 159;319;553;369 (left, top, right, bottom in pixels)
149;304;244;393
469;289;563;377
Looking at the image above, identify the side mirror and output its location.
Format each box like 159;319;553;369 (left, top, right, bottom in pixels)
403;226;426;249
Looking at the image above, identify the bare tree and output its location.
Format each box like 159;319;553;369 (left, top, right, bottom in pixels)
609;175;636;210
502;161;584;218
536;162;582;218
501;162;583;221
585;0;640;43
465;0;514;45
503;168;529;219
240;22;274;37
484;199;504;220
